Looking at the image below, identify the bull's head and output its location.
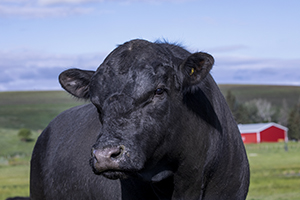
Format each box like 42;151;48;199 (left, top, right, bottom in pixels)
59;39;214;182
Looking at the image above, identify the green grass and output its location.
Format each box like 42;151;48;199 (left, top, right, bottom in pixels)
0;129;37;199
0;129;38;160
0;165;30;198
0;130;32;199
246;142;300;200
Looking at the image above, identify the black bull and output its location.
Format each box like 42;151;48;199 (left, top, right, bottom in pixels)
30;39;250;200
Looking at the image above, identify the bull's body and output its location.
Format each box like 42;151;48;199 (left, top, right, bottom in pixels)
30;39;249;200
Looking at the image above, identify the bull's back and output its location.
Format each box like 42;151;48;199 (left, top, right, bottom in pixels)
30;104;121;200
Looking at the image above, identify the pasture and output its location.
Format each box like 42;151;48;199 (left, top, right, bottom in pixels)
1;87;300;199
246;143;300;200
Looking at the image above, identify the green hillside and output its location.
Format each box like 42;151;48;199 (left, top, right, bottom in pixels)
219;84;300;108
0;90;84;130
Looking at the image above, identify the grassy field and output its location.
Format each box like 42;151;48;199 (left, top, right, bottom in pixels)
0;128;38;199
246;143;300;200
1;87;300;199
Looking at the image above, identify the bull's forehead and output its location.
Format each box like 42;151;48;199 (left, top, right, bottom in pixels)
90;55;173;106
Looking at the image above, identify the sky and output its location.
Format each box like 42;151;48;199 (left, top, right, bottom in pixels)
1;0;300;91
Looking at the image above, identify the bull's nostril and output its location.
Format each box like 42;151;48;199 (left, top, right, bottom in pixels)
110;145;125;159
111;151;121;158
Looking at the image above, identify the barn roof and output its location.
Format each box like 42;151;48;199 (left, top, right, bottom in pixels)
238;122;288;134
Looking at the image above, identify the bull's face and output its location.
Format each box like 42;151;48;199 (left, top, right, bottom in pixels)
59;39;214;181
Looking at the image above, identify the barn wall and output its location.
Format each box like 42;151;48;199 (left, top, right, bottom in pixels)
241;133;257;144
260;126;285;142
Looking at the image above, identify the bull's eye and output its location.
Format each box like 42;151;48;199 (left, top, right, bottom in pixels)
155;88;164;95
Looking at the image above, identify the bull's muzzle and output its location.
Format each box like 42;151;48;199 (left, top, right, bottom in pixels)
91;145;125;173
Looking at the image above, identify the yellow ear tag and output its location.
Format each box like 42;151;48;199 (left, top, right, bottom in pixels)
190;68;195;76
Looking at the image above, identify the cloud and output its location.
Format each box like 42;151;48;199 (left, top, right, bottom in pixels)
212;55;300;85
0;0;93;18
0;0;194;18
0;50;106;91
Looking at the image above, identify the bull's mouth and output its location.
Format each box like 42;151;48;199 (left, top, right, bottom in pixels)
100;170;130;180
90;158;136;180
91;157;174;182
92;166;135;180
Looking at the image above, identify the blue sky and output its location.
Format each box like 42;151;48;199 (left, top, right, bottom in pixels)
1;0;300;91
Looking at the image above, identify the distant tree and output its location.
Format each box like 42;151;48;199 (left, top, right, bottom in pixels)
244;99;275;123
225;90;243;123
277;99;289;127
225;92;276;124
18;128;32;142
234;104;251;124
226;90;237;113
243;100;259;123
287;102;300;141
255;99;275;122
225;91;258;124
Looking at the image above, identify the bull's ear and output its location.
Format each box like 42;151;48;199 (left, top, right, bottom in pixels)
180;52;214;89
59;68;95;99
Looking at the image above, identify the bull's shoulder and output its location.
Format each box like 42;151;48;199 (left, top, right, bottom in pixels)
53;103;97;122
37;103;100;148
48;103;98;130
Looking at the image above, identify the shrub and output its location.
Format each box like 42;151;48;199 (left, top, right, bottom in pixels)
18;128;32;142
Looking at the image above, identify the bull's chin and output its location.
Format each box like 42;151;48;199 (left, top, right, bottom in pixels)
101;170;129;180
92;168;131;180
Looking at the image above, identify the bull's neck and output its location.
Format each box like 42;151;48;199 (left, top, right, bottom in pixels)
151;175;174;199
168;111;220;200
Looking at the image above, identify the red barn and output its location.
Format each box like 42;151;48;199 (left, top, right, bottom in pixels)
238;123;288;144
